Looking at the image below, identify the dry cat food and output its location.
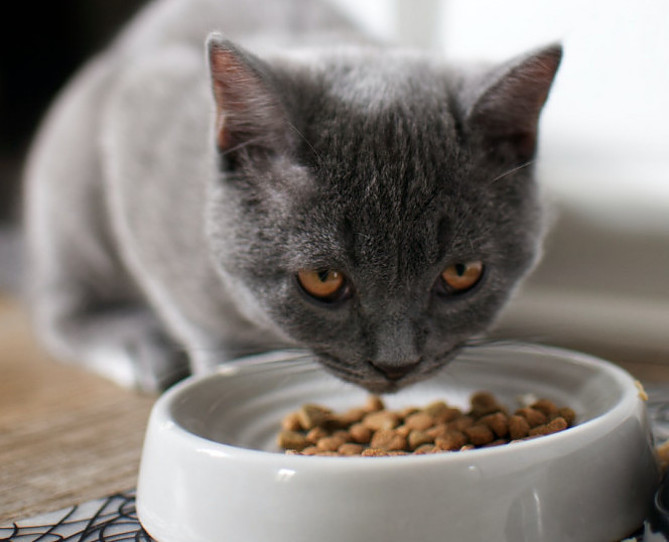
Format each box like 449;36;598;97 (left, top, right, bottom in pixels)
278;392;576;456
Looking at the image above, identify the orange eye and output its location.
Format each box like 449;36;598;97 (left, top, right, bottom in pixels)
297;269;347;301
441;261;484;292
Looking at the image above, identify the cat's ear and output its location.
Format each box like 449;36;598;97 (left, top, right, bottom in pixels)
466;44;562;164
207;33;288;156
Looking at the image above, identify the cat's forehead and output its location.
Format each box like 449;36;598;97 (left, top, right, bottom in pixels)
300;64;464;219
296;53;461;169
293;116;471;280
282;54;493;277
317;50;450;102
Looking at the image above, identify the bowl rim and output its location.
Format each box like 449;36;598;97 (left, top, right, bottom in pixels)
148;343;644;468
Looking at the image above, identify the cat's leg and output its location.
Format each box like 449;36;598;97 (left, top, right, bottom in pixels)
26;163;190;391
24;55;189;391
26;198;190;392
34;292;190;391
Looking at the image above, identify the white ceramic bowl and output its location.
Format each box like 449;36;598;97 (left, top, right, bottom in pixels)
136;344;659;542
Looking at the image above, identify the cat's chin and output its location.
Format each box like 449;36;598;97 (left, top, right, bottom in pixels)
313;352;457;394
353;377;404;395
329;370;406;394
333;368;440;394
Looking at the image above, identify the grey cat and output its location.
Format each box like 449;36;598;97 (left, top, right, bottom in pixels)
24;0;561;393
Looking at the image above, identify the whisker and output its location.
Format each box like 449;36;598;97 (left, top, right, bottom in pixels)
462;336;530;348
488;160;534;185
172;341;301;356
285;120;322;163
218;135;272;158
453;335;564;367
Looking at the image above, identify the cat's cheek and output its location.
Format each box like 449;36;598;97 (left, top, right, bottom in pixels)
427;295;504;346
265;294;356;347
214;270;294;340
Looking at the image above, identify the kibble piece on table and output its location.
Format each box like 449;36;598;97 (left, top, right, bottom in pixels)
278;392;576;457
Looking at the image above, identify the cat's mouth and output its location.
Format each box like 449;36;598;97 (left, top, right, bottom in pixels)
313;348;461;393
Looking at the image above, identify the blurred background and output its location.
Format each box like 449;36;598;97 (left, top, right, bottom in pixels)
0;0;667;368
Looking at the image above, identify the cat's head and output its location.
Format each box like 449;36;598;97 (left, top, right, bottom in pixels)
204;35;561;392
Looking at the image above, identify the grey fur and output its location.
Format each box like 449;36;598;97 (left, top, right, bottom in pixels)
24;0;561;392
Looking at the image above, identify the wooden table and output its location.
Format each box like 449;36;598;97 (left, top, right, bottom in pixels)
0;295;156;524
1;292;668;525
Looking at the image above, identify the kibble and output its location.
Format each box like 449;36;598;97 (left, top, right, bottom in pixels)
448;415;474;432
361;448;390;457
281;412;302;432
394;425;411;438
297;404;333;430
426;424;449;440
316;434;347;452
370;428;408;451
404;412;435;431
305;426;328;444
338;443;364;456
349;422;372;444
278;392;576;456
470;391;504;417
508;415;530;440
515;407;547;427
408;430;433;450
364;395;385;412
362;410;400;431
479;412;509;438
528;416;569;437
530;398;559;418
464;424;495;446
277;430;309;451
435;430;468;451
336;408;367;427
414;443;438;454
557;407;576;426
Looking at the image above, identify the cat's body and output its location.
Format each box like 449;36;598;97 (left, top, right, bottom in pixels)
24;0;561;392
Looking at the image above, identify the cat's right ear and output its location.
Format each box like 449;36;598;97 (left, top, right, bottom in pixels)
465;44;562;165
207;33;288;156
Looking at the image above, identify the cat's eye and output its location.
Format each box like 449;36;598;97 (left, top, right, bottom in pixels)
439;261;484;293
297;269;349;302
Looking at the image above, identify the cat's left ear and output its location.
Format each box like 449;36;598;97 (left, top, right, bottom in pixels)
466;44;562;164
207;33;289;156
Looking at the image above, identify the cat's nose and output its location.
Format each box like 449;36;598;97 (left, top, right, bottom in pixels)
369;359;421;381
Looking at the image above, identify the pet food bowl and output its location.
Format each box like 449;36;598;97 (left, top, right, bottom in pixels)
136;344;659;542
